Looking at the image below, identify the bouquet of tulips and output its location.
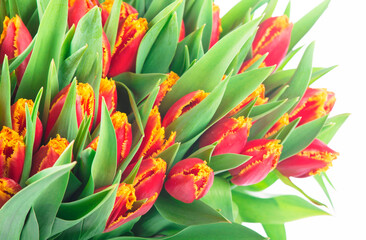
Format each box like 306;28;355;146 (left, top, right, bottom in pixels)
0;0;348;239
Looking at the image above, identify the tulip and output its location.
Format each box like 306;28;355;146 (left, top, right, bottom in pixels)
100;0;138;26
0;178;22;208
45;82;95;140
104;182;158;232
132;107;175;163
265;113;289;138
227;84;268;117
89;111;132;166
162;90;209;128
30;135;69;176
165;158;214;203
277;139;338;178
209;3;222;49
122;157;166;200
289;88;336;126
95;77;117;126
68;0;99;27
0;127;25;183
154;71;180;107
199;117;252;156
108;14;148;77
11;99;43;152
230;139;282;186
102;31;112;77
179;21;185;42
0;15;32;85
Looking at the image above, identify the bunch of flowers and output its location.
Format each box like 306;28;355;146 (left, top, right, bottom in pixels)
0;0;348;239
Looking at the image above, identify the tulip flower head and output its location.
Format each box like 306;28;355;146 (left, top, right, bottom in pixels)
209;3;222;49
0;178;22;208
0;127;25;183
199;117;252;156
102;32;112;77
277;139;338;178
68;0;99;27
154;71;180;107
179;21;185;42
165;158;214;203
230;139;282;186
101;0;138;26
96;77;117;125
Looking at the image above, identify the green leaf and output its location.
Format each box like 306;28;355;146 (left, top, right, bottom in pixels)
309;65;337;85
155;190;229;226
188;143;217;165
210;154;251;174
249;99;287;121
0;56;12;128
284;0;291;17
73;116;92;159
233;191;329;224
144;0;176;22
314;174;333;208
277;46;302;71
289;0;330;51
138;85;159;128
262;224;286;240
20;208;39;240
36;0;51;20
9;37;36;73
7;0;37;24
92;99;118;189
268;85;289;102
148;0;182;27
123;157;143;185
15;0;67;102
42;60;59;124
226;34;255;75
317;113;349;144
261;0;278;21
280;115;328;161
160;17;261;114
104;0;122;50
268;118;300;144
157;142;181;170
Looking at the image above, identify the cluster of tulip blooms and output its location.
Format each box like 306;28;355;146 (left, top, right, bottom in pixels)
0;0;346;239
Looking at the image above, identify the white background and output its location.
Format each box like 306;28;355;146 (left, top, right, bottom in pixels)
215;0;366;239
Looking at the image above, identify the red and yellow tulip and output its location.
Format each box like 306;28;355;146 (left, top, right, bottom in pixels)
209;3;222;49
100;0;138;26
96;77;117;126
68;0;99;27
154;71;180;107
0;178;22;208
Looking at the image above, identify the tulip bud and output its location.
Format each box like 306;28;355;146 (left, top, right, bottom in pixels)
230;139;282;186
265;113;289;138
179;21;185;42
45;82;95;140
165;158;214;203
289;88;336;126
108;14;148;77
277;139;338;178
162;90;209;128
132;107;176;163
122;157;166;200
102;31;112;77
199;117;252;156
209;3;222;49
89;111;132;165
0;127;25;183
11;99;43;152
100;0;138;26
154;71;180;107
0;178;22;208
104;182;158;232
0;16;32;85
95;77;117;126
227;84;268;117
30;135;69;176
68;0;98;27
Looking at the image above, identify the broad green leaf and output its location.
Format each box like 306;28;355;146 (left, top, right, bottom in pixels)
249;99;287;121
233;191;329;224
188;143;217;165
246;53;268;72
232;98;257;119
16;0;67;102
104;0;122;50
148;0;182;27
309;65;337;85
268;85;289;102
210;154;251;174
7;0;37;24
20;208;39;240
289;0;330;51
144;0;175;22
73;116;92;159
277;46;302;71
36;0;51;20
268;118;300;144
42;60;59;124
157;142;181;170
261;0;278;21
280;115;328;161
123;157;143;185
0;57;12;128
317;113;350;144
284;0;291;17
262;224;286;240
226;34;255;75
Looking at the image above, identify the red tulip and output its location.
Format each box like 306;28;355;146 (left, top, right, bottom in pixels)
289;87;336;126
45;82;95;140
230;139;282;186
89;111;132;166
0;178;22;208
199;117;252;156
154;71;180;107
68;0;99;27
162;90;209;128
108;14;148;77
227;84;268;117
209;3;222;49
96;77;117;126
132;107;175;163
100;0;138;26
102;31;112;78
0;15;32;85
277;139;338;178
0;127;25;183
11;99;43;152
31;135;69;176
179;21;185;42
265;113;289;138
165;158;214;203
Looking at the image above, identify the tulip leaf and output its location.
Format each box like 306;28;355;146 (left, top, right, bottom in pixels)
104;0;122;50
232;191;329;224
221;0;258;36
148;0;182;27
246;53;269;72
157;142;181;171
309;66;338;85
8;37;36;73
15;0;67;102
92;99;118;189
138;85;159;128
160;17;261;114
226;34;255;75
268;118;300;144
261;0;278;21
277;46;303;71
188;143;217;165
317;113;350;144
210;154;251;174
155;190;229;226
289;0;330;51
0;163;75;240
73;116;92;160
268;85;289;102
284;0;291;17
201;177;234;222
20;208;39;240
280;115;328;161
144;0;176;22
93;217;141;239
249;100;286;121
123;157;143;185
7;0;37;24
314;173;333;208
262;224;286;240
232;98;257;119
0;56;12;128
42;60;59;124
